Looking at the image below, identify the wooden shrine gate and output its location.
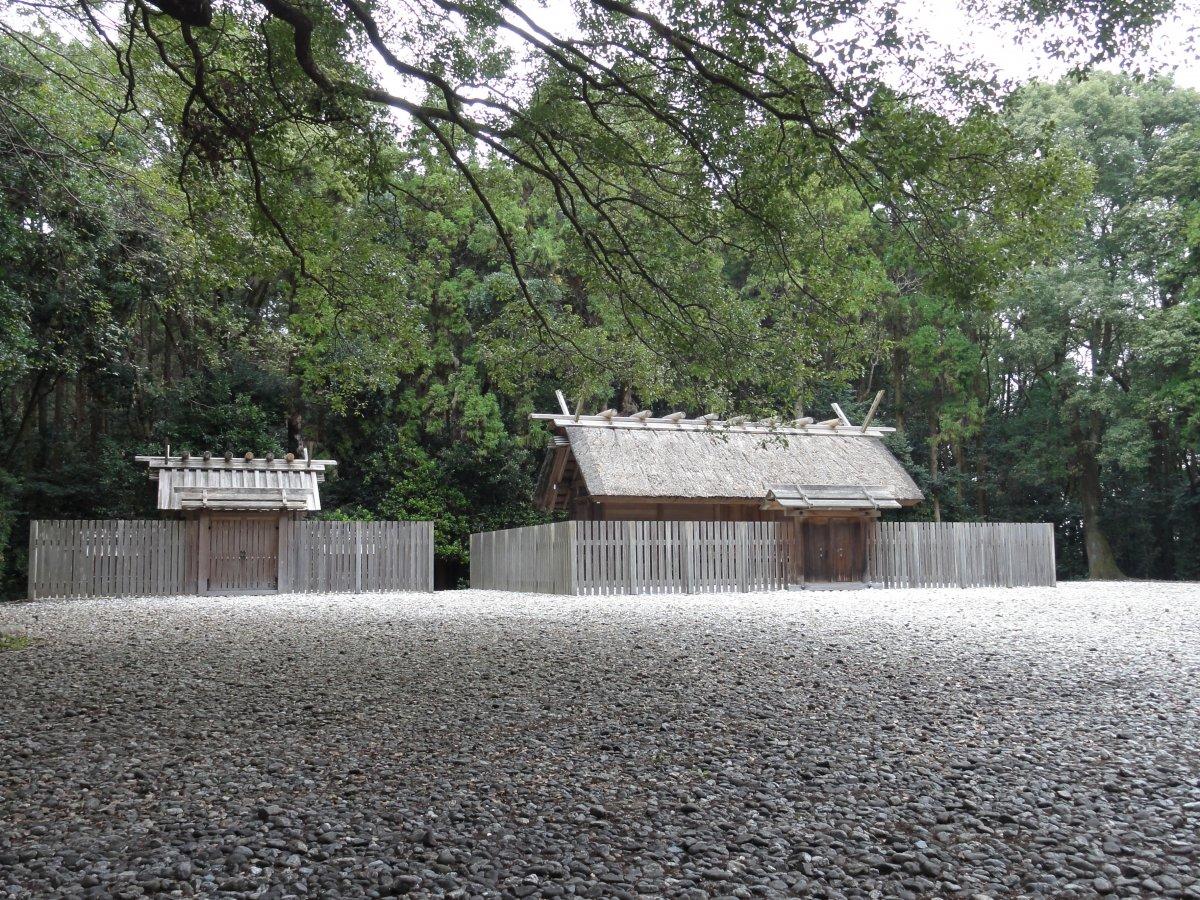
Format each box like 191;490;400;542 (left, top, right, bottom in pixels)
203;515;281;594
792;518;870;584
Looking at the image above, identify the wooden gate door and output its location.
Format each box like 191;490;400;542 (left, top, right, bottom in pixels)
803;520;833;582
801;519;868;583
206;516;280;594
831;519;867;582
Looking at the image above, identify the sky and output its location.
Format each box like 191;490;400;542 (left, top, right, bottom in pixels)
353;0;1200;125
7;0;1199;102
906;0;1200;89
482;0;1200;88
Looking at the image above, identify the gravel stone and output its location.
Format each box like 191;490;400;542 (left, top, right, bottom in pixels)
2;582;1199;897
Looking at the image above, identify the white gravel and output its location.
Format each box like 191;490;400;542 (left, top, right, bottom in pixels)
2;582;1199;899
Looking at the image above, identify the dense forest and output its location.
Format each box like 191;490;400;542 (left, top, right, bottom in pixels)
1;0;1198;593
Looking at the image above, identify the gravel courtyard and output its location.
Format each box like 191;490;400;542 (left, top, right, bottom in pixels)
2;583;1199;899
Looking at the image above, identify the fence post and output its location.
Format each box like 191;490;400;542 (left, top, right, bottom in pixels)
567;521;578;596
626;521;635;594
736;523;748;592
27;520;39;600
686;525;696;595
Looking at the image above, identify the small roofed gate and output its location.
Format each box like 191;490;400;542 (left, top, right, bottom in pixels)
30;450;433;599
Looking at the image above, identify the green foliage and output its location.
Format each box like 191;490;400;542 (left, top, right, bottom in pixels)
0;16;1197;592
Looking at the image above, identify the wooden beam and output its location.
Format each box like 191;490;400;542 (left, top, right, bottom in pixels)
135;456;335;471
792;417;814;426
861;390;885;433
664;411;686;423
555;389;571;415
831;403;852;427
527;412;896;436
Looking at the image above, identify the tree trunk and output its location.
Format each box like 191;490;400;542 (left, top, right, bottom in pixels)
287;411;304;456
618;384;636;415
952;438;966;507
1148;418;1176;578
891;350;905;432
974;434;988;518
929;427;941;523
1072;415;1125;580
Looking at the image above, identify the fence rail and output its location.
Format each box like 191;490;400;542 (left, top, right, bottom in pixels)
470;519;1056;595
28;518;433;599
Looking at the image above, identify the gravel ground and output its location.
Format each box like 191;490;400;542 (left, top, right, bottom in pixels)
2;582;1199;899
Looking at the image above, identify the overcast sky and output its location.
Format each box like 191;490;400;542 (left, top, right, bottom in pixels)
9;0;1199;98
481;0;1200;90
907;0;1199;89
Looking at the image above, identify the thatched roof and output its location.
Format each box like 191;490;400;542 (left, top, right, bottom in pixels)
562;425;922;503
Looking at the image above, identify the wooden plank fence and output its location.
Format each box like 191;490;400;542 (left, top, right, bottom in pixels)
285;520;434;593
28;519;198;600
469;519;1056;595
469;522;575;594
471;520;793;594
869;521;1055;588
28;518;433;598
574;520;791;595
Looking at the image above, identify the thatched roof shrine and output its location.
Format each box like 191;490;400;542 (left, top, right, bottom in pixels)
533;392;921;518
